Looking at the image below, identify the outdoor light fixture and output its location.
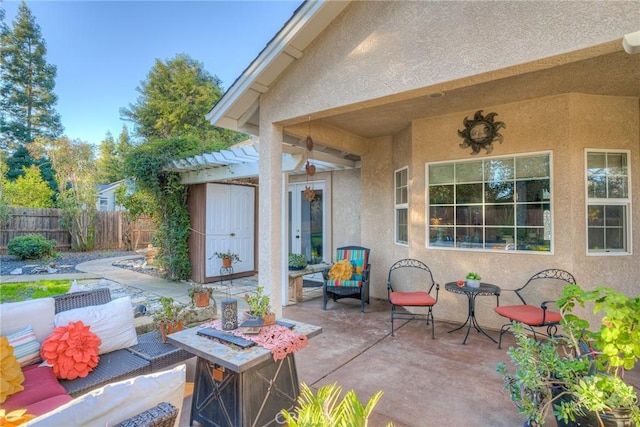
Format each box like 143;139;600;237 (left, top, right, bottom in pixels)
623;30;640;54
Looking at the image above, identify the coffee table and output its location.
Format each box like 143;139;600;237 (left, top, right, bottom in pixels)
168;319;321;427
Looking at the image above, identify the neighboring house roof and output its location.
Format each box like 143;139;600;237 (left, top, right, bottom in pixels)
97;179;127;194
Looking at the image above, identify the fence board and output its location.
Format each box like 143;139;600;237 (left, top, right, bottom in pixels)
1;208;154;252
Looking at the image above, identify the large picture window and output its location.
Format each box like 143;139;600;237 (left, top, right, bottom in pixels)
395;167;408;245
427;153;552;252
585;150;631;255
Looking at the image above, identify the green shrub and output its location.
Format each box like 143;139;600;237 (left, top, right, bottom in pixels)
7;234;57;260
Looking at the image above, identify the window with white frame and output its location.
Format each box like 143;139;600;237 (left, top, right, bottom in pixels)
585;150;631;255
427;152;552;252
395;167;408;245
99;198;108;211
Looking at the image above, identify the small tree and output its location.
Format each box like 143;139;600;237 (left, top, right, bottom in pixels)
3;165;54;207
30;136;97;251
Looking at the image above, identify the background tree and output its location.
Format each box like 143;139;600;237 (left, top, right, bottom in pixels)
0;1;63;151
30;137;96;251
4;145;57;194
94;125;133;184
120;53;244;146
2;164;54;207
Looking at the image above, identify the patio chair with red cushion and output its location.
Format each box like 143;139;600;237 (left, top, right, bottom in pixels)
387;259;439;338
494;268;577;349
322;246;370;312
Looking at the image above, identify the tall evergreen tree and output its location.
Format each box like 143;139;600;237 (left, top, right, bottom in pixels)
120;53;244;147
0;1;63;151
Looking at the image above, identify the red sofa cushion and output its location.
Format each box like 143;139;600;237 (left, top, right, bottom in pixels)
2;364;71;415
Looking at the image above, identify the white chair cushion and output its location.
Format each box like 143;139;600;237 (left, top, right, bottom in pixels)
0;298;55;342
54;296;138;355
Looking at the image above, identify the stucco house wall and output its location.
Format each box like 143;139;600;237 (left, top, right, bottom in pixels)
361;93;639;329
208;1;639;320
267;1;640;123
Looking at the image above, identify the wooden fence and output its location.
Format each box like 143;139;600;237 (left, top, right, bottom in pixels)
0;208;155;253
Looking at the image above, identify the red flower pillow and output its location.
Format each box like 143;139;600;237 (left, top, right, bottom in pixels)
40;321;101;380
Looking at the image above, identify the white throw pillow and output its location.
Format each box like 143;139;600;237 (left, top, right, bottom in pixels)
25;364;186;427
54;296;138;355
0;298;55;342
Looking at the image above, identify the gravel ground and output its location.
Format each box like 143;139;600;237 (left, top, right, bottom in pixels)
0;250;142;276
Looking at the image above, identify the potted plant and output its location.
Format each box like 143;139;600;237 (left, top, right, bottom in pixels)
288;253;308;270
212;250;241;268
244;284;275;325
153;297;186;343
188;283;213;308
466;272;481;288
496;322;590;427
498;284;640;427
555;285;640;427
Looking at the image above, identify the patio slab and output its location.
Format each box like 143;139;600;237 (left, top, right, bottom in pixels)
283;297;523;427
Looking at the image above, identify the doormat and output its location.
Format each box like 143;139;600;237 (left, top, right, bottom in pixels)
303;280;323;288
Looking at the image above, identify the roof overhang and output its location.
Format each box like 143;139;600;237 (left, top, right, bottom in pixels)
206;0;350;135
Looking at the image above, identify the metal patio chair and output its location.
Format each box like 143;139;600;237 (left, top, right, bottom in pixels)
494;268;577;348
387;259;439;338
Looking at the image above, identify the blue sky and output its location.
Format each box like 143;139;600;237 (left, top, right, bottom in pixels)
2;1;302;146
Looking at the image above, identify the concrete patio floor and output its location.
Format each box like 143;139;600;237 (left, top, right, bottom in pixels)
37;255;636;427
181;294;530;427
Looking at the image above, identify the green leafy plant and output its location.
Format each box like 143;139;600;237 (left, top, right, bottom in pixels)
243;285;271;318
498;285;640;427
555;285;640;425
212;250;241;263
466;272;481;280
288;253;308;269
7;234;57;260
280;382;393;427
496;323;590;426
153;297;186;324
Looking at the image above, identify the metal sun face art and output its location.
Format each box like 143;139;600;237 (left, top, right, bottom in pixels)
457;110;506;155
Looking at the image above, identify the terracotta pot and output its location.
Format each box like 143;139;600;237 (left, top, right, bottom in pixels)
222;257;232;268
263;313;276;326
194;292;210;307
159;320;184;343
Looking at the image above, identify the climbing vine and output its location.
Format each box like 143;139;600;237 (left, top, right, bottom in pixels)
122;136;203;280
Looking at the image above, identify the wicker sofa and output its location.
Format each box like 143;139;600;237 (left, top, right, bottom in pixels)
0;288;193;425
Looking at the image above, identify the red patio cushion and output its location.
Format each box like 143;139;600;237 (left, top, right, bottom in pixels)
390;291;436;307
2;364;70;415
494;305;562;326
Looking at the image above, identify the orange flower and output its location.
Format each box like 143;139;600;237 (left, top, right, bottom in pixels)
41;321;101;380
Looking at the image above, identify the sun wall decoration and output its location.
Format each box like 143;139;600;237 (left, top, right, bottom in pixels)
457;110;505;155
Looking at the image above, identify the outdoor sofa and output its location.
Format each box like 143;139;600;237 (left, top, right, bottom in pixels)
0;288;192;426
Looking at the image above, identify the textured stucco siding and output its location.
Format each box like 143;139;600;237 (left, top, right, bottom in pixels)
266;0;640;122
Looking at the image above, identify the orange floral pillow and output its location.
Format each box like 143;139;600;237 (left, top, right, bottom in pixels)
0;336;25;403
41;321;101;380
328;259;354;280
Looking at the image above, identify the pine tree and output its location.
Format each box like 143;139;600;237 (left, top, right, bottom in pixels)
120;53;244;146
0;1;63;151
